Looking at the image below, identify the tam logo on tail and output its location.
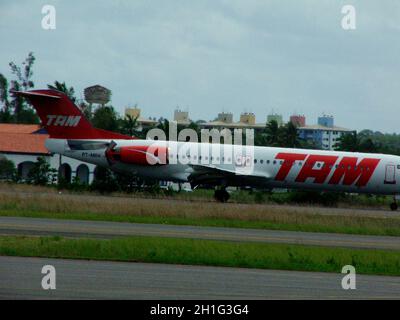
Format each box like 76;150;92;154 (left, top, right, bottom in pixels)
13;89;132;139
46;115;81;127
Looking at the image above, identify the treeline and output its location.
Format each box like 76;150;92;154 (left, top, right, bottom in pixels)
0;156;163;194
0;156;56;185
334;130;400;154
3;53;400;154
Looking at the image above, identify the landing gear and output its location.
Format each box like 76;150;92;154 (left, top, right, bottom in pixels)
214;189;230;203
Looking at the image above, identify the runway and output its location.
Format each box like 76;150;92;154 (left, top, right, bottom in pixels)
1;256;399;299
1;216;400;250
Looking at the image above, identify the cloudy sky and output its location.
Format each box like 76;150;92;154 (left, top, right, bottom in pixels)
0;1;399;132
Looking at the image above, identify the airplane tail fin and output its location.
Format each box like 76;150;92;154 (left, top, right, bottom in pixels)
12;89;132;140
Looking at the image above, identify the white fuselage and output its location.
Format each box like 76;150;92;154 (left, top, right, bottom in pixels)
46;138;400;195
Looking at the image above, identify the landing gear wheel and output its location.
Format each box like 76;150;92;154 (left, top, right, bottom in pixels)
390;202;398;211
214;189;230;203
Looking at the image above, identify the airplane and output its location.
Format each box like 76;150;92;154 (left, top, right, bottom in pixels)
13;89;400;210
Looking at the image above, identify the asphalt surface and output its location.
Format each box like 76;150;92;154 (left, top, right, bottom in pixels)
1;256;399;299
1;216;400;250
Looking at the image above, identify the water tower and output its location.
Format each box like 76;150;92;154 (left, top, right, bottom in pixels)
84;85;111;107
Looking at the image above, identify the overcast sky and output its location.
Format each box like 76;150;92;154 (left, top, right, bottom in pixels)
1;1;399;132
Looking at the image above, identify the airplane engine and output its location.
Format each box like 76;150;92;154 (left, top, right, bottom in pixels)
106;143;168;166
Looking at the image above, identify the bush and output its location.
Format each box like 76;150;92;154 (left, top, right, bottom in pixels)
27;156;57;185
90;166;119;193
0;158;16;181
254;191;266;204
58;176;88;192
287;190;344;206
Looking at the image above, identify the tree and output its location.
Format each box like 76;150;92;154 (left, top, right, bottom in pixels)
9;52;38;123
156;118;170;140
92;105;119;131
9;52;35;91
279;122;301;148
120;114;139;137
359;137;378;153
27;156;57;185
0;52;38;123
47;81;76;103
90;166;119;193
0;158;16;181
114;171;141;193
0;74;12;122
335;132;360;152
75;100;93;123
265;120;280;146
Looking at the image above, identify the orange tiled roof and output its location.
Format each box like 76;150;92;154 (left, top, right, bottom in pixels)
0;124;41;134
0;124;49;154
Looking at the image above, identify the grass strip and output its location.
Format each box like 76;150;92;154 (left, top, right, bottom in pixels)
1;235;400;276
1;208;400;237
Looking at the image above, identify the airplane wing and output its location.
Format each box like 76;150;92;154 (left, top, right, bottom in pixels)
187;164;272;188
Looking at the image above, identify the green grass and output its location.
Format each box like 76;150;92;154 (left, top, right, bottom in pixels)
0;181;392;207
2;208;400;237
1;235;400;276
1;186;400;237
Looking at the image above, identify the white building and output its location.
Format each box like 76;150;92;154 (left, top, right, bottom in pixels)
297;115;354;150
0;124;95;183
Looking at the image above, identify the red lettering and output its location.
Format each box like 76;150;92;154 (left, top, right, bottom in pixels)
328;157;380;187
275;153;307;181
295;155;338;183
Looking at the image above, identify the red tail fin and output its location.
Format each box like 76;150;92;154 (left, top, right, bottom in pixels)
12;89;133;140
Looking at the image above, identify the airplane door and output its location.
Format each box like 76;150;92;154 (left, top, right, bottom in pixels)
384;164;396;184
